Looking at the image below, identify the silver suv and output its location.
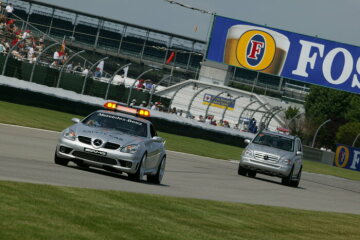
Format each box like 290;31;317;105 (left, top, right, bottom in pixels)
238;130;303;187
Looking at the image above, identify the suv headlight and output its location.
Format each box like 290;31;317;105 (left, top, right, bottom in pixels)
282;159;292;165
63;129;76;141
243;150;253;158
120;144;139;154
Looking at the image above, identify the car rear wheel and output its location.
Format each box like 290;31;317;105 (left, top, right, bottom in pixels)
148;156;166;184
238;164;247;176
54;153;69;166
281;167;294;186
129;153;146;182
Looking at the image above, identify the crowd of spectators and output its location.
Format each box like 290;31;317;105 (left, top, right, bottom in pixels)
0;6;45;64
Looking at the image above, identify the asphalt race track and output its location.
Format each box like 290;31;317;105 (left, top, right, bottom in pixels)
0;123;359;214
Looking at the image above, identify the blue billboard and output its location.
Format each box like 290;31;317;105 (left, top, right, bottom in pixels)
202;93;235;110
207;15;360;94
334;145;360;172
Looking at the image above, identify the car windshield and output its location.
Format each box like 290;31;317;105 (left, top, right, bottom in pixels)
252;133;294;152
82;112;147;137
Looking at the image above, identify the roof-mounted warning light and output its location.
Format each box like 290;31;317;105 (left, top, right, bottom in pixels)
103;102;150;117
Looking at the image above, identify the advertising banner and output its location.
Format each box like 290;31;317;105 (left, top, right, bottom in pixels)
202;93;235;110
207;15;360;94
333;144;360;171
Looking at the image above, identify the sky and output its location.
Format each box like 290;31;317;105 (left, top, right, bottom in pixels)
16;0;360;46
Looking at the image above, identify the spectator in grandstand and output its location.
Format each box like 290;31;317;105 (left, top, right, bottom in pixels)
81;67;89;76
130;99;137;107
22;30;30;39
205;116;211;124
94;67;102;78
5;3;13;19
66;61;74;72
177;109;183;116
211;119;217;126
233;123;239;130
0;42;5;53
197;115;204;122
217;119;224;127
136;79;145;91
223;120;230;128
139;101;147;107
73;63;83;72
145;79;153;91
53;50;60;65
170;107;177;114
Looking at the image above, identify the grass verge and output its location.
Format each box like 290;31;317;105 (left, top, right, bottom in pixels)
0;181;359;240
0;101;359;180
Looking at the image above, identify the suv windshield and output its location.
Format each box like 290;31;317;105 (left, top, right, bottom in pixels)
83;112;147;137
252;133;294;152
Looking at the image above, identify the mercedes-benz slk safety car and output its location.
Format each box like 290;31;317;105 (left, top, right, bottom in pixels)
54;102;166;184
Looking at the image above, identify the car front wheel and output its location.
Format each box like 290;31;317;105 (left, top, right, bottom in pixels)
54;152;69;166
290;167;302;187
281;167;294;186
148;156;166;184
129;153;146;182
238;164;247;176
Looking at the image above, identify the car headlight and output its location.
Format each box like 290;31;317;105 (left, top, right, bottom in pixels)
282;159;292;165
243;150;253;158
63;129;76;141
120;144;139;154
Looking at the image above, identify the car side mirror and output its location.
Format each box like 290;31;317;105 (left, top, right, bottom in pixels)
72;118;80;123
152;136;163;142
296;151;303;156
244;139;251;144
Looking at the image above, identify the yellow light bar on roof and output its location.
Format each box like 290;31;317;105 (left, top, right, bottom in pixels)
138;109;150;117
103;102;150;117
104;102;117;109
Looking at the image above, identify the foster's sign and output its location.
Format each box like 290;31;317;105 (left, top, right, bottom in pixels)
207;16;360;94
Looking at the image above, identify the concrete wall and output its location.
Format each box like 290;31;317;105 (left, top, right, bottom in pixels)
303;145;335;166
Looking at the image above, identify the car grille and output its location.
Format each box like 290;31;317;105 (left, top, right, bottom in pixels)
73;151;117;165
254;151;279;161
103;142;120;150
78;136;120;150
78;136;91;144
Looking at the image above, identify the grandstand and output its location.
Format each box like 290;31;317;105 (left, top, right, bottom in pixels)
9;0;205;73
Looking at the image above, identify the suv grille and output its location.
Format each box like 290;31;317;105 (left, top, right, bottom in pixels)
73;151;117;165
254;151;279;161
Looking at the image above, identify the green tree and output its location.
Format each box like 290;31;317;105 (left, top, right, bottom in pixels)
303;86;355;148
336;122;360;147
285;106;300;120
345;95;360;122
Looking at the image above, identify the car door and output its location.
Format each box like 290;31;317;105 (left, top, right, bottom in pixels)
146;124;162;169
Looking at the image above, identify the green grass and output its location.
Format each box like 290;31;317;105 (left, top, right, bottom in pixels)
0;181;359;240
0;101;359;181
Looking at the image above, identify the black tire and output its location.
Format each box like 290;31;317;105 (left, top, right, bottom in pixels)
128;154;146;182
281;167;294;186
290;167;302;188
247;170;257;178
54;153;69;166
238;164;247;176
147;156;166;184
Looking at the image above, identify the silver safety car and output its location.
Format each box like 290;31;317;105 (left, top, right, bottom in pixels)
54;102;166;184
238;130;303;187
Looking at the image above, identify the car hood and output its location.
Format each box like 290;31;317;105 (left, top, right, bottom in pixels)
247;143;295;159
71;123;146;146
